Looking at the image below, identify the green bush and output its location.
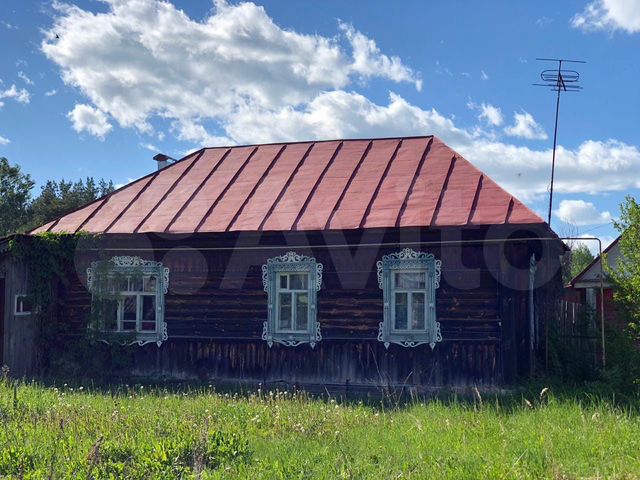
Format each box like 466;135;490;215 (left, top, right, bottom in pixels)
597;326;640;396
546;309;599;383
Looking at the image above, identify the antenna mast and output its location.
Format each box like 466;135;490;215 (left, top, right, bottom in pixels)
534;58;585;226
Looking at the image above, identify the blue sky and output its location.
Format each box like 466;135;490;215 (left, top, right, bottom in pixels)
1;0;639;251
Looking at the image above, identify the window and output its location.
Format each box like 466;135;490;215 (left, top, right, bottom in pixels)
14;294;32;316
262;252;322;347
586;288;597;310
377;248;442;348
87;256;169;346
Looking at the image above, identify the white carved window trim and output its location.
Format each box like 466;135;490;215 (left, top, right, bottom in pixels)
87;256;169;346
14;294;32;316
377;248;442;349
262;252;322;348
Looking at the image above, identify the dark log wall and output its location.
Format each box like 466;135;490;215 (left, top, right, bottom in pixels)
57;225;563;388
0;255;37;376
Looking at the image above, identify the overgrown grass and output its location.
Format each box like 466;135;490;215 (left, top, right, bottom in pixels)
1;378;640;479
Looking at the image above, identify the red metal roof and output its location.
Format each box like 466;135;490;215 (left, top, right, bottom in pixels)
32;136;544;235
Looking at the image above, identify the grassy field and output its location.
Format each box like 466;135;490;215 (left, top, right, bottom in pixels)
1;379;640;479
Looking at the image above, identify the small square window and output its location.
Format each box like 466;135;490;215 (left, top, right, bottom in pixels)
14;294;32;315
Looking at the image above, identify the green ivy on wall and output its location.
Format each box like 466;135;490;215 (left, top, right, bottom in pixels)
8;233;136;381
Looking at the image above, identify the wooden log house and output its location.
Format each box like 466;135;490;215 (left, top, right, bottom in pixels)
0;136;564;389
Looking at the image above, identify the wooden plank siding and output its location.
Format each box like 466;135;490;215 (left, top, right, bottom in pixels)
2;225;560;387
0;255;37;376
58;229;537;388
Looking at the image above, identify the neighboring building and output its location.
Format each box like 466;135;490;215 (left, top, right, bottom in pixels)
0;136;564;388
568;236;622;325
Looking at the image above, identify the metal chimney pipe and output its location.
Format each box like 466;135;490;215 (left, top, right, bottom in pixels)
153;153;175;170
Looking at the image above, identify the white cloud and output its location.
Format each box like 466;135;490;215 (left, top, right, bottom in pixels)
339;22;422;91
0;135;10;145
224;91;471;147
44;89;57;96
0;84;30;105
455;139;640;201
554;200;613;226
173;119;233;147
480;70;489;80
536;16;554;27
139;142;158;152
1;21;18;30
504;111;548;140
40;0;640;203
42;0;420;141
474;103;503;127
18;71;34;86
572;0;640;33
67;104;113;139
115;177;136;189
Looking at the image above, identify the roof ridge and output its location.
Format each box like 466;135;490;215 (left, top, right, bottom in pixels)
198;135;435;153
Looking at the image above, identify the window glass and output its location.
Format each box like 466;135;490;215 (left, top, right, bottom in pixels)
279;274;288;289
394;292;408;329
289;273;308;290
129;276;143;292
141;296;156;332
143;276;157;293
117;277;129;292
105;277;117;294
296;293;308;330
278;293;292;330
412;292;425;329
395;272;425;289
103;299;118;330
122;296;137;331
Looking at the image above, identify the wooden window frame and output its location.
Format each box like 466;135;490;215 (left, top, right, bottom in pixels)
377;248;442;349
275;272;311;334
111;275;160;334
390;270;428;333
87;256;169;346
262;252;322;348
14;294;32;316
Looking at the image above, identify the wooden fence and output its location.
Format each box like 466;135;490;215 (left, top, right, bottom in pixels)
556;300;599;364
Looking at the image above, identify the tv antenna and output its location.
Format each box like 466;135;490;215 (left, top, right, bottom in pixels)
533;58;585;226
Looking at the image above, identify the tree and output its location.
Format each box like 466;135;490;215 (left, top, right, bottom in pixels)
26;178;115;230
609;195;640;332
570;244;595;280
0;157;34;236
0;157;115;235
